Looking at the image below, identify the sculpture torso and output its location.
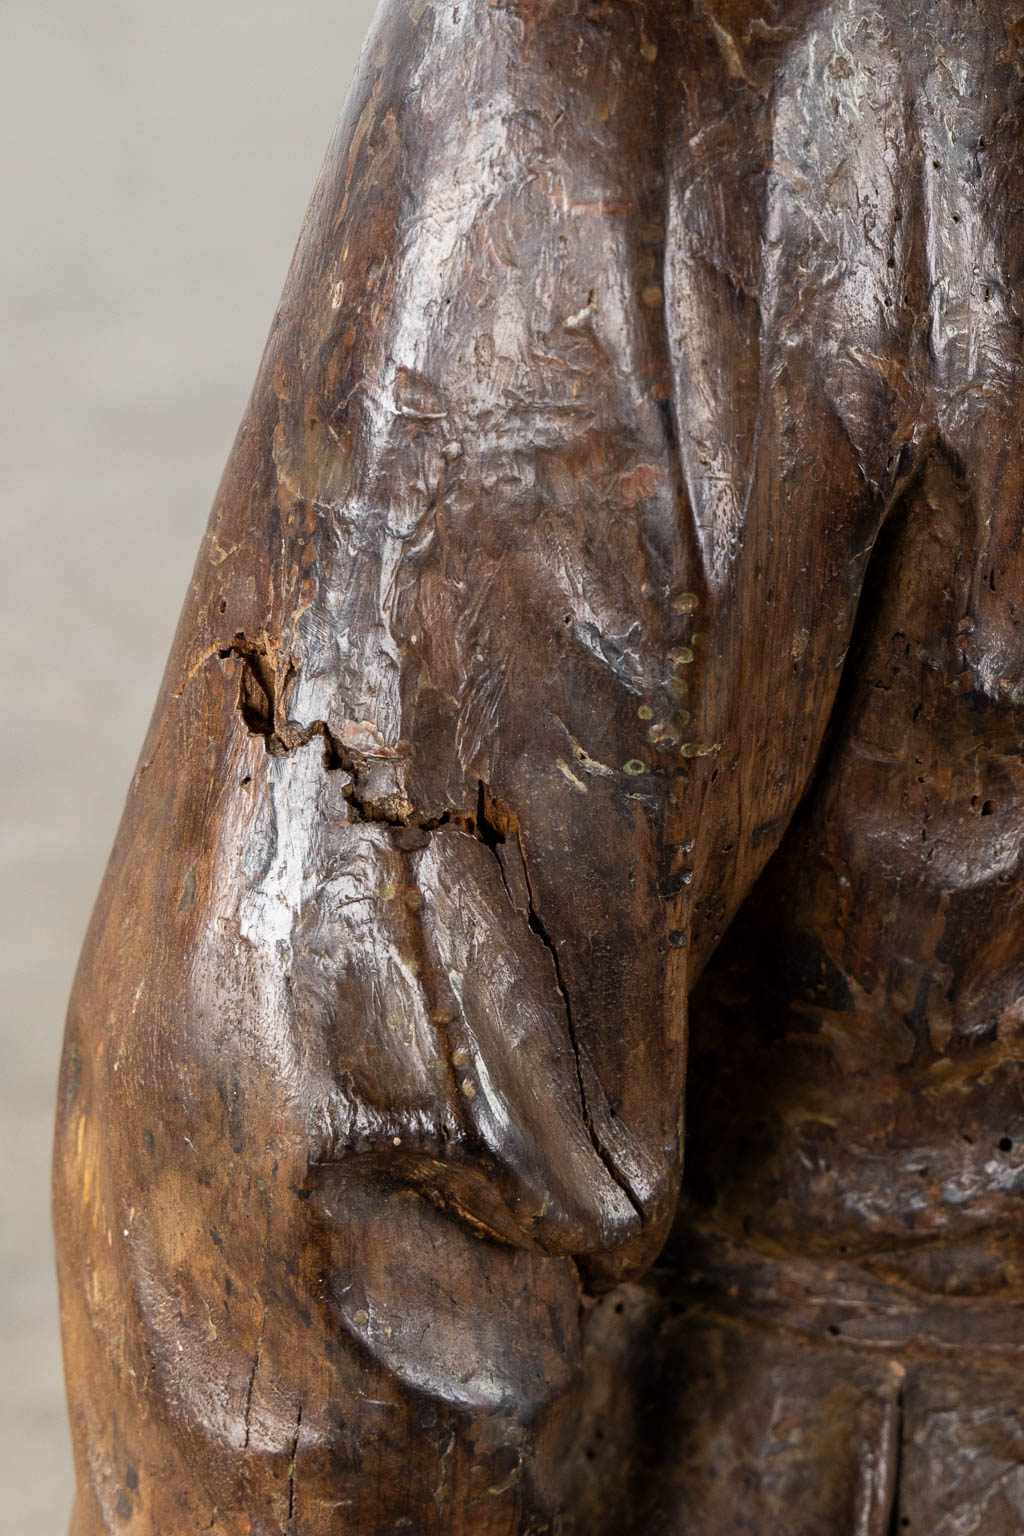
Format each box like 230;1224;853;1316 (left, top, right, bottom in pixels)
677;0;1024;1279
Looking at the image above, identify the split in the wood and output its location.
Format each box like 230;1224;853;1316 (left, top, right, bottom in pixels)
221;634;646;1236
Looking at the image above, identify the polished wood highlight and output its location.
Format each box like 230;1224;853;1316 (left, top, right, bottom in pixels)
55;3;1024;1530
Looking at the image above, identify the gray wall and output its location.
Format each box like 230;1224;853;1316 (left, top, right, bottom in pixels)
0;4;378;1529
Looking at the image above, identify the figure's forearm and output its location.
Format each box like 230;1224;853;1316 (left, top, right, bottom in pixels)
54;3;930;1531
53;7;687;1530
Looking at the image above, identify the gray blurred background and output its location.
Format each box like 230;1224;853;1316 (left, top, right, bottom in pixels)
0;3;378;1529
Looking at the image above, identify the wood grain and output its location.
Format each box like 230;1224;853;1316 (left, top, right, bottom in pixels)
55;2;1024;1530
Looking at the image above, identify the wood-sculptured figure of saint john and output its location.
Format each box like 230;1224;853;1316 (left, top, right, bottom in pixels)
54;2;1024;1531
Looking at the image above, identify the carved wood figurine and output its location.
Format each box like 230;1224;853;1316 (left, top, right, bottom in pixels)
54;2;1024;1531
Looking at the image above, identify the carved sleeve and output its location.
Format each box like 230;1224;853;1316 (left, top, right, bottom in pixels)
54;6;901;1532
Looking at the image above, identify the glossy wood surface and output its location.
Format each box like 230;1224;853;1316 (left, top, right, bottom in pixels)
55;2;1024;1530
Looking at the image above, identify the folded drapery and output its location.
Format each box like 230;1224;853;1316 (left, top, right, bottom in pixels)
55;3;1024;1530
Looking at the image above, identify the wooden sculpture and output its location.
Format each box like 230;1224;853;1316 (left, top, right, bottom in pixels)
54;2;1024;1530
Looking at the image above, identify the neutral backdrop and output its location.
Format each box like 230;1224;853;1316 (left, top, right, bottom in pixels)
0;3;379;1530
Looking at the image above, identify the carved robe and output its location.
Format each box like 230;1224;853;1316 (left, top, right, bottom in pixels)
55;3;1024;1531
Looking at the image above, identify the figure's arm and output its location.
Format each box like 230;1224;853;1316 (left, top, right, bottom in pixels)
54;6;894;1532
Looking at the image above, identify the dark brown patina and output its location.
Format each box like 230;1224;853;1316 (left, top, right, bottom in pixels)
55;3;1024;1530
